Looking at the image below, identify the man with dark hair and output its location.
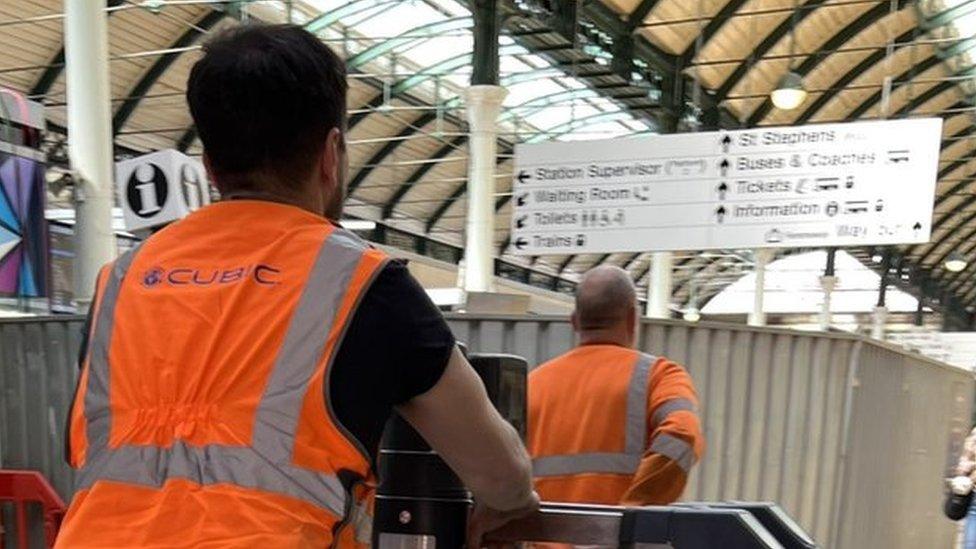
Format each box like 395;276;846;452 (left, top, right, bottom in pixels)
58;24;536;548
528;266;704;506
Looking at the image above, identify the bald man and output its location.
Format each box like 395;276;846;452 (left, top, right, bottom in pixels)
527;266;704;506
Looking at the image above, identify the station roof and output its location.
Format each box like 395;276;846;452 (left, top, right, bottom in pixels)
1;0;975;321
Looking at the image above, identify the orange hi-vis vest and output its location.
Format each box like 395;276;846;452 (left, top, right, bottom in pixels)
58;201;389;548
528;345;703;506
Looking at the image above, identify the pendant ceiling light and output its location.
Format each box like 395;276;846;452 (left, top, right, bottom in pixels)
771;71;808;110
945;252;968;273
771;0;807;111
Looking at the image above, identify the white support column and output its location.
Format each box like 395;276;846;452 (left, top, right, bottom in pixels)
646;251;672;319
748;249;774;327
819;275;837;331
65;0;116;308
462;85;507;293
871;305;888;340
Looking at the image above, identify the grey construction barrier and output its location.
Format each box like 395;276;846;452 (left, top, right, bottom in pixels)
0;314;972;548
444;314;974;549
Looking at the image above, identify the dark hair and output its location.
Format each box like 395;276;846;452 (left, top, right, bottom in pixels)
186;24;347;192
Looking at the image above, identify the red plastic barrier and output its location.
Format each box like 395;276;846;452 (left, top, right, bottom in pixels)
0;470;65;549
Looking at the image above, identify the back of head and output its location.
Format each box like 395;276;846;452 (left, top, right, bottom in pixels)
574;266;638;346
187;24;347;194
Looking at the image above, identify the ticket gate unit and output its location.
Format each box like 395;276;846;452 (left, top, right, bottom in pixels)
487;502;792;548
372;353;819;548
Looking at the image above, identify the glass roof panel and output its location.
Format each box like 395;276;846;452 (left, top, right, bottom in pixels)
558;121;637;141
343;0;447;38
932;0;976;91
504;79;571;106
425;0;469;17
407;34;473;68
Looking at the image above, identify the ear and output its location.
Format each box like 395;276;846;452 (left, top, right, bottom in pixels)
627;303;639;341
571;310;580;332
202;153;221;194
319;127;344;194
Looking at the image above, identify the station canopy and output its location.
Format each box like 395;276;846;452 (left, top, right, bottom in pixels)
2;0;976;320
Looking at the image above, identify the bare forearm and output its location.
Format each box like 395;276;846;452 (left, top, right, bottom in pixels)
621;454;688;506
397;346;535;511
464;417;534;510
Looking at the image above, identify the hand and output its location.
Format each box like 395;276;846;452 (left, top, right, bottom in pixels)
467;491;540;548
951;475;974;495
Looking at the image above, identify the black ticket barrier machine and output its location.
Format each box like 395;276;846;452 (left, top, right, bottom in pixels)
372;353;528;548
373;352;818;548
487;502;786;548
674;502;817;548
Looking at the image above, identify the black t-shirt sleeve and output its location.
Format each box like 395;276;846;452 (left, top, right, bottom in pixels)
328;259;455;460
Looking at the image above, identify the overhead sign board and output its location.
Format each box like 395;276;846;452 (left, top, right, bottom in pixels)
509;118;943;255
117;149;212;232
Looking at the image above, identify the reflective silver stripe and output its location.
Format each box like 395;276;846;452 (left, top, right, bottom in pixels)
649;433;695;473
77;229;376;518
84;248;140;452
532;353;655;478
532;453;642;477
251;229;365;460
651;397;697;429
75;442;346;513
349;499;373;544
623;353;655;455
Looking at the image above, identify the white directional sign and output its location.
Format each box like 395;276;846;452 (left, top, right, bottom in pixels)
509;118;943;255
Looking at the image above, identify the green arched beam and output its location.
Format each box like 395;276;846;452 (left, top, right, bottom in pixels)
912;109;976;212
177;4;467;152
713;0;830;104
346;17;473;68
304;0;400;33
381;136;466;218
348;111;436;194
348;44;530;130
556;255;576;275
746;0;911;126
919;167;976;279
795;29;917;124
931;207;976;293
894;80;957;116
629;0;664;27
678;0;750;68
622;252;643;271
380;88;616;218
924;0;976;30
892;104;976;264
112;9;226;134
29;0;126;98
354;61;642;205
843;55;943;120
918;203;976;270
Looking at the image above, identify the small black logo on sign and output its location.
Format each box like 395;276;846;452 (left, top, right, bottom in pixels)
126;163;168;218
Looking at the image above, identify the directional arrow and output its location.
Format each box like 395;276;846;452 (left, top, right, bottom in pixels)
721;134;732;153
517;170;531;184
913;221;923;233
719;158;730;177
717;182;728;200
516;193;529;207
514;237;528;250
516;215;528;229
716;205;726;223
